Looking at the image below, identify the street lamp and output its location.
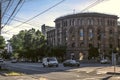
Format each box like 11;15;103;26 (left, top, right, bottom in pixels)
112;47;119;75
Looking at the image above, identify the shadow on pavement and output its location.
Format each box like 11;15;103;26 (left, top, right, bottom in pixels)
102;76;112;80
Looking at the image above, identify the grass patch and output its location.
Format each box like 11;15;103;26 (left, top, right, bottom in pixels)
0;68;24;76
4;71;24;76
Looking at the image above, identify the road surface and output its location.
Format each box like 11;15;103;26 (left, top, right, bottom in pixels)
2;61;112;80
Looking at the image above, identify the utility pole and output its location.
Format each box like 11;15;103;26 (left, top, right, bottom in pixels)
0;2;2;35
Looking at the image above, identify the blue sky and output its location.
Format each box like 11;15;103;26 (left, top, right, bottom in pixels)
1;0;120;40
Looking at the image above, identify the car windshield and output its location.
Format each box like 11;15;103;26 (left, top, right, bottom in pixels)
65;60;76;63
70;60;76;63
0;58;3;60
48;58;56;61
0;59;3;62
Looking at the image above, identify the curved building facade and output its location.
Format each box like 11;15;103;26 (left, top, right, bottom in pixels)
48;12;119;60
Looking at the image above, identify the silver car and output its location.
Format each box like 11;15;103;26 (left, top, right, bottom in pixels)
63;59;80;67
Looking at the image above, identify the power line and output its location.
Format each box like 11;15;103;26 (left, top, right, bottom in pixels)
2;0;22;28
81;0;106;12
5;14;42;26
7;0;25;25
1;0;11;18
1;0;14;26
4;0;66;33
4;15;39;27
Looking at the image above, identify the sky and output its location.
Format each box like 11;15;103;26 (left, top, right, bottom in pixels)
1;0;120;41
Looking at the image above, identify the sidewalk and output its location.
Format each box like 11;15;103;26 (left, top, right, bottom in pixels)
68;65;120;80
97;66;120;75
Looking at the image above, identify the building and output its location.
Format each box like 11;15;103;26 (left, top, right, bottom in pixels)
47;29;56;46
118;23;120;48
47;12;119;60
41;24;55;38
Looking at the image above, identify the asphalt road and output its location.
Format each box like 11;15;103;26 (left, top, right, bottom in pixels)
3;61;111;80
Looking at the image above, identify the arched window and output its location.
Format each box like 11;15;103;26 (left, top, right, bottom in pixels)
79;42;84;47
71;42;75;47
88;29;93;40
109;30;113;37
87;19;94;25
79;29;84;40
98;19;102;25
69;19;72;26
97;29;101;40
87;19;90;25
109;30;113;34
69;27;74;34
81;19;85;25
72;35;75;40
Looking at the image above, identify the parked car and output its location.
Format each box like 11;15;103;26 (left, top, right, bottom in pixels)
0;58;4;68
11;59;17;63
63;59;80;67
42;57;59;67
0;58;4;62
100;59;109;64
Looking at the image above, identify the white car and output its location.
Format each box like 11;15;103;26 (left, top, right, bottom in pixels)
11;59;17;63
0;58;4;62
100;59;109;64
42;57;59;67
0;58;4;68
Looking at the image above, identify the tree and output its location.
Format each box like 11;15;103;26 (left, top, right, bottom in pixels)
0;36;5;49
50;45;66;62
88;46;99;59
10;28;47;61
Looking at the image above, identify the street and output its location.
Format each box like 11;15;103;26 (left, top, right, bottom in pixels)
0;61;113;80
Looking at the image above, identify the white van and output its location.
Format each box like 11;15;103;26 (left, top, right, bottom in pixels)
42;57;58;67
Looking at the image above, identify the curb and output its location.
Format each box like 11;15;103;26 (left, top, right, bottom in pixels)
107;72;120;75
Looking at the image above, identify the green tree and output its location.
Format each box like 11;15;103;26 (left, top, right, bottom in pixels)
10;28;47;61
0;36;5;49
88;46;99;59
50;45;66;62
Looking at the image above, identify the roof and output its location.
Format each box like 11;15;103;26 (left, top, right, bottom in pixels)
55;12;118;22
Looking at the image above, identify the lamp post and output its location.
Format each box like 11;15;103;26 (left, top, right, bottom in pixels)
112;47;119;75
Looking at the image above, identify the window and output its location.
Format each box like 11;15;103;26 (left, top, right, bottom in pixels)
81;19;85;25
71;43;75;47
77;19;80;25
79;29;84;40
109;30;113;37
56;23;60;28
98;19;102;25
109;30;113;34
72;35;75;40
87;19;94;25
112;20;115;26
87;19;90;25
69;27;74;34
79;42;84;47
72;19;75;26
109;44;113;48
70;20;72;26
88;29;93;40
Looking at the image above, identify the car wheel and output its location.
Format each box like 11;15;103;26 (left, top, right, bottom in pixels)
56;64;58;67
43;64;46;67
63;64;66;67
77;64;80;67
